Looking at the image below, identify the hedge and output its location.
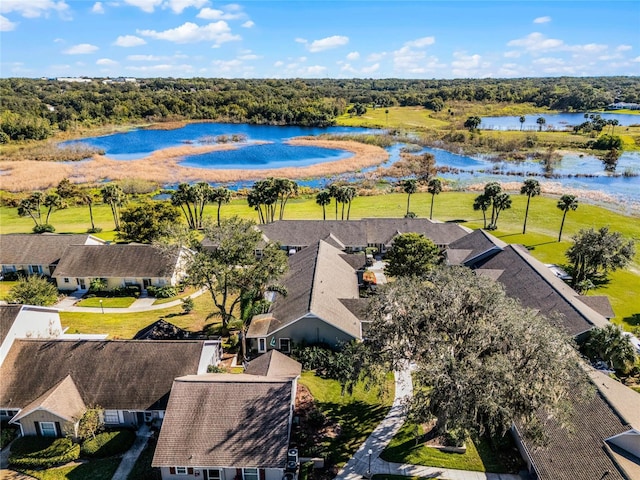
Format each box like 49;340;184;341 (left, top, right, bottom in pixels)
9;437;80;469
81;429;136;458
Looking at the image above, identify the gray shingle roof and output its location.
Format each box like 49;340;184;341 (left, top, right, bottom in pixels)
0;305;22;348
12;375;86;423
447;229;507;265
0;339;205;410
363;218;469;246
248;240;361;339
152;374;293;468
578;296;616;319
472;245;609;336
0;234;97;266
52;244;177;278
245;350;302;378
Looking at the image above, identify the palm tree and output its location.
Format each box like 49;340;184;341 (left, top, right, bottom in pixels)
210;187;232;226
492;192;512;229
315;190;331;220
519;116;525;131
427;178;442;220
191;182;213;230
473;194;491;229
80;190;98;232
328;184;341;220
43;193;65;225
171;183;197;229
274;178;298;221
342;185;357;220
520;179;540;234
101;183;126;231
536;117;546;132
401;179;418;216
556;194;579;242
483;182;502;227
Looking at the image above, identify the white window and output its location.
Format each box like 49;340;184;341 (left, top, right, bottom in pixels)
207;469;222;480
40;421;57;437
103;410;119;424
64;278;70;283
176;466;188;475
258;338;266;353
279;338;290;353
30;265;41;274
243;468;258;480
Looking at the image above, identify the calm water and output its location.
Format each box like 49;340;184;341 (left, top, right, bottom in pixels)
481;112;640;131
63;123;373;163
63;121;640;208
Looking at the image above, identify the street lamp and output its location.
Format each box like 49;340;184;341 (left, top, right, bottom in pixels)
367;448;373;479
99;299;104;314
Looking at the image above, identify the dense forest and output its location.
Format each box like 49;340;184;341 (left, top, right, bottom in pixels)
1;76;639;142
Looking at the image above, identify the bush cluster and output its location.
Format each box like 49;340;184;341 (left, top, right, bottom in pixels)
9;437;80;469
146;285;178;299
81;429;136;458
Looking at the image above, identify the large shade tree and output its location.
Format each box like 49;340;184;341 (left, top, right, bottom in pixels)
184;217;288;332
8;275;59;306
364;268;585;439
117;201;181;244
384;233;441;278
566;227;635;292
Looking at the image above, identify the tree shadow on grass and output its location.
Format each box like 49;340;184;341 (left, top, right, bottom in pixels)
624;313;640;327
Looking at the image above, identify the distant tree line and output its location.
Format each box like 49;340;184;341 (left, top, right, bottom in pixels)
1;76;639;141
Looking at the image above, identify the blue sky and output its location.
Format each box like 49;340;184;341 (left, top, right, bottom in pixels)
1;1;639;78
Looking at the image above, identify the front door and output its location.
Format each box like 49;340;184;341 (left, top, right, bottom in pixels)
77;278;86;290
143;278;152;290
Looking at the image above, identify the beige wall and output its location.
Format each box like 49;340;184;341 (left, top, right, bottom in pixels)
18;409;75;437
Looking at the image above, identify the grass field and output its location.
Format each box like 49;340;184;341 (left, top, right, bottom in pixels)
3;190;639;331
76;296;137;308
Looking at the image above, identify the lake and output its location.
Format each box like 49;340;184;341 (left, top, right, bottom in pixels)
481;112;639;131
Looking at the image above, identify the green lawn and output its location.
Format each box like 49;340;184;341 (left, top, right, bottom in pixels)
20;458;121;480
3;190;639;330
381;422;523;473
152;287;197;305
299;371;394;467
60;293;220;339
0;281;18;300
76;297;137;308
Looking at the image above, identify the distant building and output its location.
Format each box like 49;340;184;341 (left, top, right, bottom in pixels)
56;77;93;83
606;102;640;110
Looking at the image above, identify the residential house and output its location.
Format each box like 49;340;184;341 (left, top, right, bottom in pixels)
153;352;300;480
52;243;189;292
512;367;640;480
246;240;365;353
0;339;220;437
255;218;469;254
447;230;611;338
0;233;104;279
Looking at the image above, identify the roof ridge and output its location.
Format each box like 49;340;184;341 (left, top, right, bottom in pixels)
307;241;323;313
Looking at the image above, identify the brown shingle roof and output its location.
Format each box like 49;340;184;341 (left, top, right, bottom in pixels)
12;375;86;423
472;245;609;336
446;229;507;265
0;234;98;267
0;305;22;348
153;374;293;468
0;339;205;410
517;377;631;480
363;218;469;247
52;244;177;278
578;296;616;319
259;220;366;248
249;240;361;339
245;350;302;378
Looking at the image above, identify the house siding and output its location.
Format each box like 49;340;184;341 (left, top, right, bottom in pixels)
17;410;75;437
159;467;284;480
252;315;355;352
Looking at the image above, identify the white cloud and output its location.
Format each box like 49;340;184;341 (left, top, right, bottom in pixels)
361;63;380;74
405;36;435;48
138;21;241;44
197;6;244;20
533;16;551;24
346;51;360;61
241;20;254;28
533;57;565;66
451;51;490;77
367;52;386;62
212;59;243;72
0;0;69;18
633;56;640;63
568;43;607;54
273;60;284;67
92;2;105;13
114;35;147;47
126;63;194;72
96;58;118;65
127;54;162;61
504;51;520;58
122;0;162;13
238;53;260;60
295;37;307;44
308;35;349;52
0;14;17;31
166;0;207;14
301;65;327;76
507;32;563;52
63;43;99;54
616;45;632;52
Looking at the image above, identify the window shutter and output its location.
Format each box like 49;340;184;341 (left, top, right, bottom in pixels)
35;421;41;437
188;468;194;475
259;469;266;480
236;468;242;480
55;422;62;437
203;470;209;480
170;467;176;474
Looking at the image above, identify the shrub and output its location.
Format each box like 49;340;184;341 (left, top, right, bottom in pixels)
181;297;194;314
33;223;55;233
87;227;103;234
81;429;136;458
1;424;18;449
146;285;178;299
9;437;80;469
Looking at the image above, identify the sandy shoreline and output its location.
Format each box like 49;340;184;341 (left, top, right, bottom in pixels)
0;138;388;191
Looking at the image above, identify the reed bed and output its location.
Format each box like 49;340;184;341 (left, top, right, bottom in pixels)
0;138;388;192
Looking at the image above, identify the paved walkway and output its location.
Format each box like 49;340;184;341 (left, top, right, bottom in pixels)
111;424;152;480
54;288;206;313
335;362;525;480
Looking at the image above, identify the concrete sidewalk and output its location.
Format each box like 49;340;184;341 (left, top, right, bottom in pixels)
111;424;152;480
55;288;206;313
